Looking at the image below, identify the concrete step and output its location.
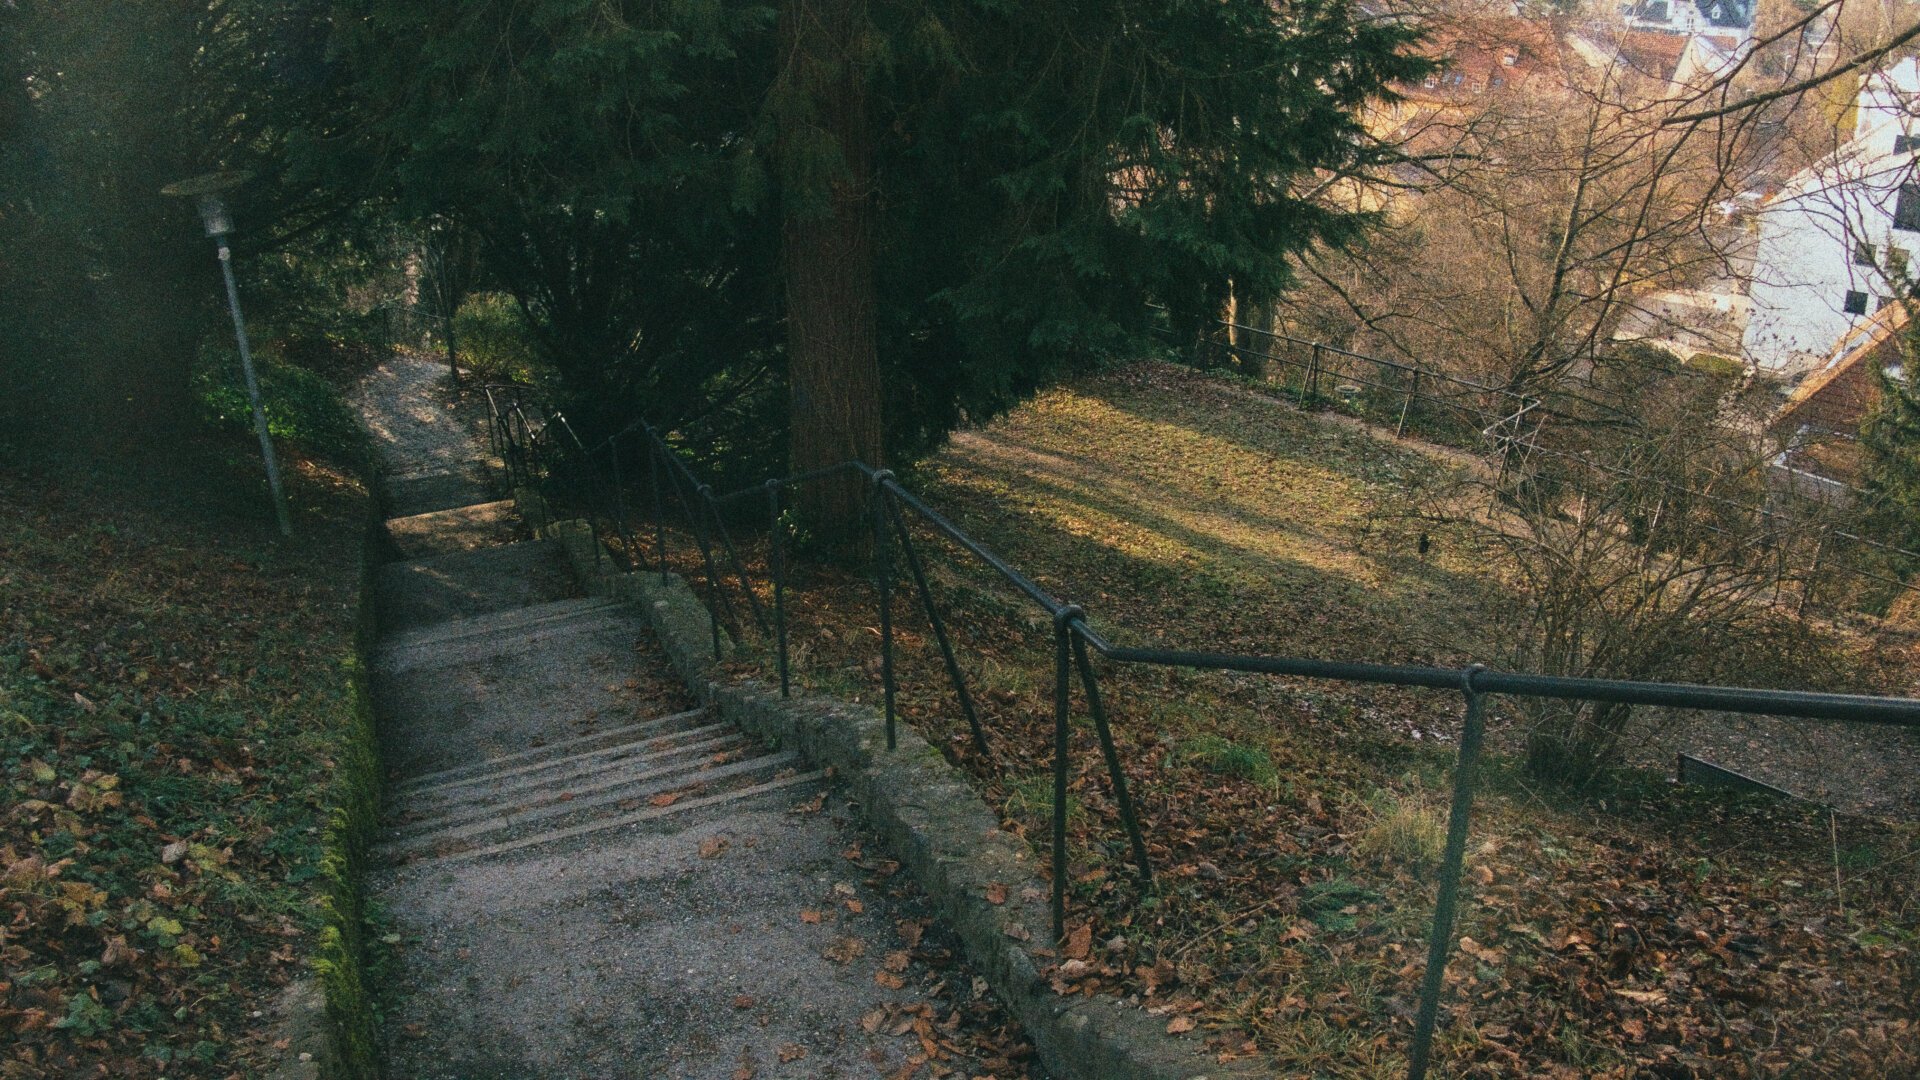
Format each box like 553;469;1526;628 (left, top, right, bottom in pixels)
386;729;753;839
393;706;712;796
393;723;741;817
376;596;626;673
383;461;497;518
373;610;682;781
383;767;827;869
377;749;803;864
375;540;579;634
385;499;524;558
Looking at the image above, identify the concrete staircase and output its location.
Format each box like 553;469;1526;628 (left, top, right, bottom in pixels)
354;358;976;1080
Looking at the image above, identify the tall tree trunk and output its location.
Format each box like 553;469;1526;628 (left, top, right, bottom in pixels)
779;0;882;551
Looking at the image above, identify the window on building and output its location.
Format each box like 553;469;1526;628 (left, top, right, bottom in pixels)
1447;72;1465;86
1502;49;1519;66
1423;75;1437;88
1856;240;1877;266
1897;134;1920;154
1895;184;1920;231
1844;290;1869;315
1892;246;1910;276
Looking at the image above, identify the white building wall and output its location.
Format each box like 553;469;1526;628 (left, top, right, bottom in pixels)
1742;59;1920;376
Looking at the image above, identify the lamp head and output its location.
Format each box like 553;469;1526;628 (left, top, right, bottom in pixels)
160;170;254;238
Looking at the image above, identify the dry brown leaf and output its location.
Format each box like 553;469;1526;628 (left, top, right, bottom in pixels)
1167;1016;1197;1034
984;882;1007;905
778;1043;807;1063
823;936;866;965
883;950;911;972
732;994;756;1009
875;970;907;989
861;1007;888;1033
648;791;683;808
699;836;730;859
1063;922;1092;961
800;909;825;925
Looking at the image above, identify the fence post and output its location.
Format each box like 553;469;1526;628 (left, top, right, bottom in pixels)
1799;532;1828;617
768;480;790;699
1050;606;1084;943
1408;666;1489;1080
1300;343;1322;407
1398;370;1421;438
872;471;898;751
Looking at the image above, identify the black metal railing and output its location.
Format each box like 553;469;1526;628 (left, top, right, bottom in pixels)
483;387;1920;1080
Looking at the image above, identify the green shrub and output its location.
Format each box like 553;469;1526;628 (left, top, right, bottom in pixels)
451;292;547;384
194;344;370;469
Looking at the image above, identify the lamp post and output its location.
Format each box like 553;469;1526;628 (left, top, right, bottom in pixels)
162;171;291;537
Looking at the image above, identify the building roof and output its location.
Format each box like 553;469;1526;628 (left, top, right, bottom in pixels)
1397;16;1563;104
1780;302;1904;418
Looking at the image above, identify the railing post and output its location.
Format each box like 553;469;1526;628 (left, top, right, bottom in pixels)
885;497;991;758
1070;630;1152;887
648;436;668;585
610;440;635;571
768;480;790;699
1408;666;1489;1080
1050;604;1084;943
872;471;898;750
695;484;724;660
1301;343;1322;407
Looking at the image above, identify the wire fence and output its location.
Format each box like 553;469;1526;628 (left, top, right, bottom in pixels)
480;381;1920;1080
1213;320;1920;608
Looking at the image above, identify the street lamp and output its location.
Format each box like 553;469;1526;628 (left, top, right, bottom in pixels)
161;171;291;536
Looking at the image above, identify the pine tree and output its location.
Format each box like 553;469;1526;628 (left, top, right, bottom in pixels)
329;0;1432;501
1861;322;1920;557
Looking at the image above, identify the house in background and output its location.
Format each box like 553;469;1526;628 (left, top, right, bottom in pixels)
1769;300;1906;496
1621;0;1755;49
1741;58;1920;378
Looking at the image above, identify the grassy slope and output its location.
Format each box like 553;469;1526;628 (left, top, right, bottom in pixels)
0;433;375;1079
704;362;1919;1079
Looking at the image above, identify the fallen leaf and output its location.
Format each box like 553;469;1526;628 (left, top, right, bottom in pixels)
1612;988;1667;1006
732;994;756;1009
985;882;1007;905
875;970;907;989
823;936;866;965
778;1043;807;1063
862;1008;888;1033
699;836;730;859
883;950;911;973
160;840;188;865
844;898;865;914
1167;1016;1197;1034
1063;922;1093;961
801;909;826;925
649;791;683;808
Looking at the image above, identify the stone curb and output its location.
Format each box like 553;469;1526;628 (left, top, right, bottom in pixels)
534;515;1259;1080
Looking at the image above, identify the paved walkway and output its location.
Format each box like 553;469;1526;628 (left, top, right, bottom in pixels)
351;359;1029;1079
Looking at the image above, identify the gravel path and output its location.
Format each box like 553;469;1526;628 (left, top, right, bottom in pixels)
355;356;1039;1079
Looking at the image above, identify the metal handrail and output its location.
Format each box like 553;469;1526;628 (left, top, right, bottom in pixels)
487;388;1920;1080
